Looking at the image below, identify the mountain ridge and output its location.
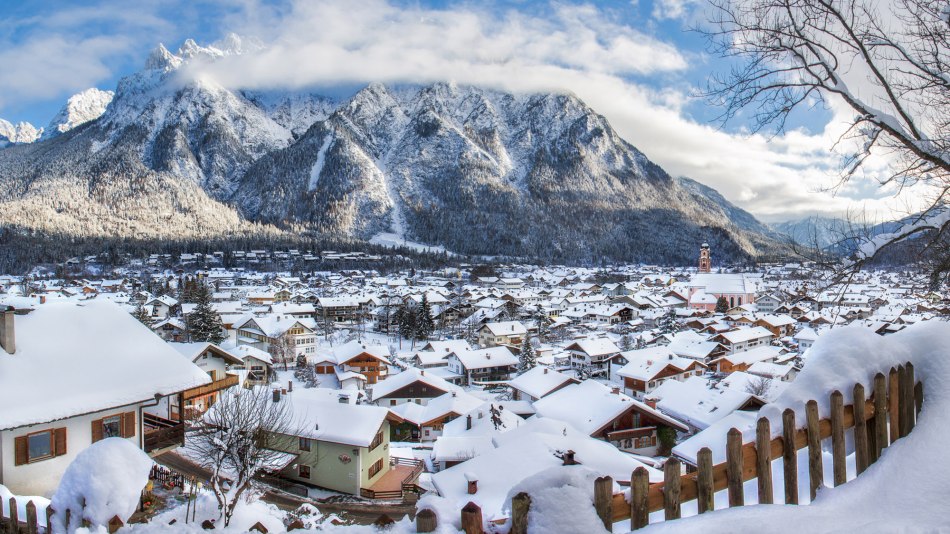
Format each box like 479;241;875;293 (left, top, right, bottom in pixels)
0;38;788;264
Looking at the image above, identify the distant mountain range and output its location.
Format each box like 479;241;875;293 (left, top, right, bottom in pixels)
0;35;790;264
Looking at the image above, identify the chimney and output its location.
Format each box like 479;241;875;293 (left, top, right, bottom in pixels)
0;308;14;355
611;387;620;395
420;369;425;376
39;295;46;304
543;368;548;374
645;398;657;409
563;450;577;466
465;473;478;494
466;414;472;430
288;380;293;392
272;389;281;402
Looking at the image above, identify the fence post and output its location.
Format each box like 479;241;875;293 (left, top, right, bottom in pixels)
460;502;482;534
903;362;915;435
46;505;54;534
781;409;798;504
510;492;530;534
726;428;744;507
889;367;900;443
853;383;869;475
897;365;909;438
830;390;846;487
415;509;437;533
874;372;888;459
806;400;822;502
594;476;613;531
9;497;18;534
696;448;714;514
915;381;924;419
26;500;37;534
663;458;681;520
630;467;649;530
108;515;124;534
755;417;773;505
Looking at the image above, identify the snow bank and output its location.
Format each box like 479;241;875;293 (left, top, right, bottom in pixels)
505;466;611;534
51;438;152;530
642;320;950;533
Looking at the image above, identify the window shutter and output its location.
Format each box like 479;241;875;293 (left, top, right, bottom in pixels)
122;412;136;438
14;436;28;466
91;418;104;443
54;428;67;456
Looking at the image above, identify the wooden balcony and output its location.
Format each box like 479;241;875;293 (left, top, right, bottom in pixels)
182;374;239;401
144;413;185;454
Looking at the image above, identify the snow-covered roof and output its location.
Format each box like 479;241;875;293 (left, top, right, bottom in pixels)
650;377;756;431
369;367;460;400
332;340;391;365
280;388;390;447
507;367;575;399
451;347;519;370
689;273;757;294
0;301;212;429
390;390;483;426
533;380;687;435
616;347;704;381
170;341;244;366
479;321;527;336
564;337;620;357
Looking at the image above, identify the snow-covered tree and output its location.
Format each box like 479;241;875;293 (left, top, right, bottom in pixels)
415;294;434;341
518;335;537;374
715;296;729;313
186;284;225;344
294;354;319;388
131;302;154;328
186;387;297;527
269;333;295;371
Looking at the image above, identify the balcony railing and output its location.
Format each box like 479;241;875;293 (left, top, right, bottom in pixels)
143;413;185;453
182;374;240;400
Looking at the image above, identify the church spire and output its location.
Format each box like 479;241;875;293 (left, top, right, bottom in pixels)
699;243;711;273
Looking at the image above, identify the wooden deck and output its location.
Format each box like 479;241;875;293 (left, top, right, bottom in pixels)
368;464;416;494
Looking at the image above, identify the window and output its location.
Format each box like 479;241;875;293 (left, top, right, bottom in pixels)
390;399;397;406
299;437;312;452
368;458;384;479
28;431;53;461
102;415;122;439
298;464;311;479
369;431;384;451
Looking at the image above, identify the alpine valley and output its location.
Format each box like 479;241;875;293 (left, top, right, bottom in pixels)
0;37;787;265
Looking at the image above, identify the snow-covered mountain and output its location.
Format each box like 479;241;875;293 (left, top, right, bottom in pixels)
40;88;114;140
0;37;786;263
0;119;41;147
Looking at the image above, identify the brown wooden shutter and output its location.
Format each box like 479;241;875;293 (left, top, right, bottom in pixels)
122;412;136;438
14;436;28;466
91;418;104;443
54;428;67;456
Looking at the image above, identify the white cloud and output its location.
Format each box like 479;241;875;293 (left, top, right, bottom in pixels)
182;0;925;222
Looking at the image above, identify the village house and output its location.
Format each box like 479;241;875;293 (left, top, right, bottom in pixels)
0;300;211;496
564;338;621;377
507;366;577;402
235;315;318;366
533;380;689;455
389;390;483;442
616;347;707;399
326;340;392;385
446;347;519;385
267;388;417;498
315;297;362;323
711;326;775;354
169;342;243;419
754;314;797;337
709;345;787;374
370;368;460;407
476;321;527;348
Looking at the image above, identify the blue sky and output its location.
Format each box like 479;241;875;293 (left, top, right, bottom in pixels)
0;0;890;221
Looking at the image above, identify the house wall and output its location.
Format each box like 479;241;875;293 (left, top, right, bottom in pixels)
0;403;144;496
274;421;391;495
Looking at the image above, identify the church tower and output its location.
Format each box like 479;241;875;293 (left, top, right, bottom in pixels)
699;243;711;273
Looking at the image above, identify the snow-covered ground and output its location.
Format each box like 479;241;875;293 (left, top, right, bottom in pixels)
369;232;452;255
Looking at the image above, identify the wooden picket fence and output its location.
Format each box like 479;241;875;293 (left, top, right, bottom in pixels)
0;497;126;534
414;362;924;533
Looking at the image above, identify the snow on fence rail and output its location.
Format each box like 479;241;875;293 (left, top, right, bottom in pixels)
414;361;923;533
